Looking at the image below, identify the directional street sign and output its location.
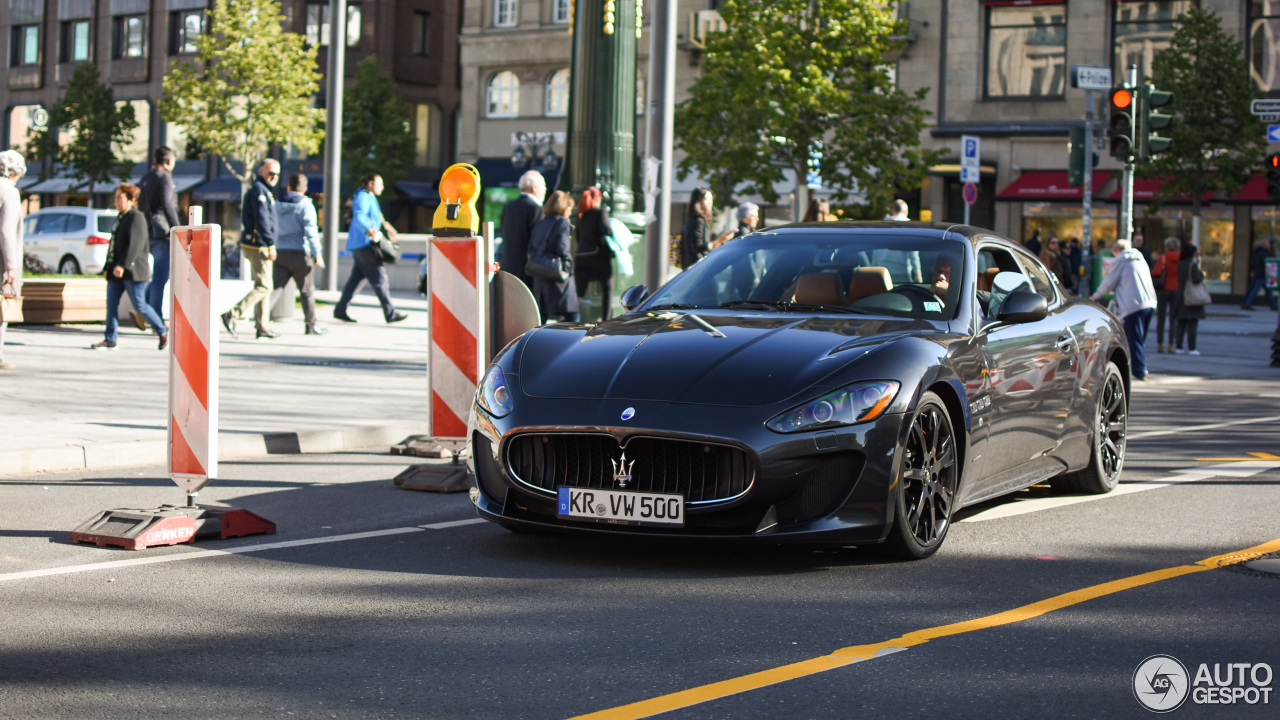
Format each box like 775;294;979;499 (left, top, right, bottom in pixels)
1070;65;1112;91
1269;126;1280;143
1253;99;1280;115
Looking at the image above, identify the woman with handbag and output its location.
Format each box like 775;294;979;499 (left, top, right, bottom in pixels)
333;173;408;324
1173;243;1208;355
528;191;579;324
0;150;26;370
91;183;169;350
573;187;614;320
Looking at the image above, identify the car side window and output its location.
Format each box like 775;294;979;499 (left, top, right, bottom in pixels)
64;214;86;233
97;216;118;233
974;245;1026;326
35;213;68;234
1015;252;1059;305
22;217;39;237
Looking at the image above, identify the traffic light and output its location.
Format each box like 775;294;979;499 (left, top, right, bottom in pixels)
1109;84;1136;161
1138;84;1174;161
1068;126;1100;187
1266;154;1280;202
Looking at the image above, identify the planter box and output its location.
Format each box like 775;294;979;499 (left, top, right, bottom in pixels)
18;278;107;324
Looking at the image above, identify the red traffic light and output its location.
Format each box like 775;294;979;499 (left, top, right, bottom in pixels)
1111;89;1133;109
1271;154;1279;169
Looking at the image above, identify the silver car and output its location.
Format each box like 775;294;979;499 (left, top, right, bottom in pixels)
22;206;119;275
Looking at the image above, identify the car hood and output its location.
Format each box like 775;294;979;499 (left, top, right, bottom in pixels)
516;312;936;407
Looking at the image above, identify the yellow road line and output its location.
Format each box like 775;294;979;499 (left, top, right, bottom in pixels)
567;538;1280;720
1195;452;1280;462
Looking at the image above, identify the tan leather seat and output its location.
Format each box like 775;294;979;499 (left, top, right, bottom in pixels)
793;273;845;305
848;267;893;302
977;268;999;292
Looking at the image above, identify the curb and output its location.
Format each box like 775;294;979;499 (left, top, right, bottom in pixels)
0;422;431;477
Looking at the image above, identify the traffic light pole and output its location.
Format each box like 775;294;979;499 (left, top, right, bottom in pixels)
1120;65;1138;243
1082;90;1095;253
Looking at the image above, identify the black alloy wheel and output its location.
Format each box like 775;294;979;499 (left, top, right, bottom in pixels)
885;391;958;559
1053;361;1126;494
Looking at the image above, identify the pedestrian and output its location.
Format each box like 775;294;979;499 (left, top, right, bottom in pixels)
138;146;180;323
1063;237;1082;294
572;186;615;320
1040;235;1068;287
529;190;579;324
222;160;283;339
333;173;408;325
1241;239;1277;311
91;183;168;351
270;173;326;335
732;202;760;240
1173;243;1207;355
1025;229;1042;256
1133;230;1153;270
680;188;731;269
499;170;546;290
1150;237;1182;353
884;199;910;221
804;198;834;222
1090;238;1157;380
0;149;26;370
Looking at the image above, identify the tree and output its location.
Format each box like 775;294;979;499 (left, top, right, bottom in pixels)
341;56;414;197
674;0;940;217
1145;7;1265;243
29;63;138;208
160;0;323;185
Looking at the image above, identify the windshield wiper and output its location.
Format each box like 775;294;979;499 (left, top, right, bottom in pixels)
645;303;700;311
720;300;868;314
719;300;785;311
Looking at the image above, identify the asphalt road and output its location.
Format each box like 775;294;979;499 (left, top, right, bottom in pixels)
1;375;1278;719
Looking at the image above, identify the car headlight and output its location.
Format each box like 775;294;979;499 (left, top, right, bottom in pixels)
766;381;900;433
476;366;513;418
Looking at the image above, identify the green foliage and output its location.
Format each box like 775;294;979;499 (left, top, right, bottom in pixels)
341;56;415;198
1144;7;1265;213
674;0;941;216
29;63;138;206
160;0;323;184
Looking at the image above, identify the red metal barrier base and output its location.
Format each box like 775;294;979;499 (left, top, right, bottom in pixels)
69;505;276;550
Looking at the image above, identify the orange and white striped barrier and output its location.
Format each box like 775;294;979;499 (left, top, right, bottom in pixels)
427;237;487;440
168;207;220;500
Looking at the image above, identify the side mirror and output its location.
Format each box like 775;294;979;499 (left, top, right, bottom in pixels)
620;284;650;313
997;290;1049;323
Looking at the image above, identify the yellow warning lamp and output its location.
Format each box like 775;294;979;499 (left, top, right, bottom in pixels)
433;163;481;236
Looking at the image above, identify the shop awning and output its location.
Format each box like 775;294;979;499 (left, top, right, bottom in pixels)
995;171;1114;200
395;180;440;207
192;176;244;202
1106;176;1213;203
1230;172;1267;202
16;175;39;190
25;176;83;194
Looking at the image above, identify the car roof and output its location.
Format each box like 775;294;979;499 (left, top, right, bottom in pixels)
755;221;997;246
30;206;118;215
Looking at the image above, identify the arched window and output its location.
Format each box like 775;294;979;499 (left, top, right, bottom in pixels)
487;71;520;118
545;68;570;117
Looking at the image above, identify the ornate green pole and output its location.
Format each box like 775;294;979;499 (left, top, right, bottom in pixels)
567;0;641;222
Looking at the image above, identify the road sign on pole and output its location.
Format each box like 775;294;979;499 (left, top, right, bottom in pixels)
1268;126;1280;143
1070;65;1112;91
1253;99;1280;115
962;182;978;205
961;134;980;184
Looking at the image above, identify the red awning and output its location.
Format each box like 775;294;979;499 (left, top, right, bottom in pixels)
1231;172;1267;202
1107;176;1213;202
996;171;1114;201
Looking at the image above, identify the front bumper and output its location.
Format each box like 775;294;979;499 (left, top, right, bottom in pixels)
466;395;908;545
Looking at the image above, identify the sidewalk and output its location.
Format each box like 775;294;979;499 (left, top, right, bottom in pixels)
1;296;1277;477
1;288;437;476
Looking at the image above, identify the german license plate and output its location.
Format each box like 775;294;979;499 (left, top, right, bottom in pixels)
557;487;684;527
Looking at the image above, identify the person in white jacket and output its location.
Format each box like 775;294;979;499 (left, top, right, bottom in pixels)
0;150;26;370
1091;238;1157;380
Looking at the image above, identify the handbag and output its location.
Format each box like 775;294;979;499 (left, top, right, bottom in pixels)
372;231;400;264
526;248;571;283
0;284;22;324
1183;277;1211;307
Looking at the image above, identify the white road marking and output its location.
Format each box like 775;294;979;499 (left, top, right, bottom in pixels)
0;518;489;584
1129;414;1280;440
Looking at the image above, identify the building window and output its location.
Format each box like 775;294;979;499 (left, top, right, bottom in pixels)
414;103;442;167
60;20;91;62
1249;1;1280;95
552;0;571;24
170;10;203;55
985;2;1066;99
545;68;570;116
495;0;518;28
412;11;430;56
112;15;146;59
113;100;151;163
305;2;361;47
487;71;520;117
1113;1;1192;78
11;25;40;66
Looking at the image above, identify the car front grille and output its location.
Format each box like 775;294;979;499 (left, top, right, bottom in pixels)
505;434;754;505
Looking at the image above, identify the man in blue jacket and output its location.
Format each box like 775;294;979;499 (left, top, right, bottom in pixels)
223;159;281;339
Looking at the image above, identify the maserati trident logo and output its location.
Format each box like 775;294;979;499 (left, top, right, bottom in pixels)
611;452;635;488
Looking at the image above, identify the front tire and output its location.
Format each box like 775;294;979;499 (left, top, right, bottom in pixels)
883;392;959;560
1053;361;1126;494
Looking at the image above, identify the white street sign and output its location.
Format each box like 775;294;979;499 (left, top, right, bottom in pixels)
1262;113;1280;123
961;134;980;184
961;166;981;184
1071;65;1112;91
1252;99;1280;115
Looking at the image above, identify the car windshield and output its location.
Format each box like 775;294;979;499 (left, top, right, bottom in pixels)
646;230;966;320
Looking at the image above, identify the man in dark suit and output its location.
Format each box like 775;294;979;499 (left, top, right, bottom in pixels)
138;146;180;321
499;170;546;290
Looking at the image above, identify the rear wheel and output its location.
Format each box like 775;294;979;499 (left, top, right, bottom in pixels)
58;255;81;275
1053;361;1126;494
883;392;958;560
